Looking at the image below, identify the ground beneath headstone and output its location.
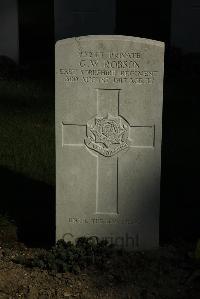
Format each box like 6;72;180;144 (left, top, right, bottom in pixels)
0;222;199;299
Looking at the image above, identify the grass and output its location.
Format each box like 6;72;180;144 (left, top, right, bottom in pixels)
0;214;17;242
0;77;55;185
0;214;14;227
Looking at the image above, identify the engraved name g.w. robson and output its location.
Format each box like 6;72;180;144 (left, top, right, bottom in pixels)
62;89;155;214
84;113;129;157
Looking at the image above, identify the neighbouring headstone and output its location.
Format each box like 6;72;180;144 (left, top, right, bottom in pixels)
171;0;200;53
0;0;19;63
56;36;164;250
55;0;116;40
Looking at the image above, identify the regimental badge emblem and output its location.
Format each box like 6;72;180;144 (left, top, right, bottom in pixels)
84;113;130;157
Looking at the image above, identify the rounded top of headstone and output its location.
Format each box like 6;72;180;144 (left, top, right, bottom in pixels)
55;35;165;48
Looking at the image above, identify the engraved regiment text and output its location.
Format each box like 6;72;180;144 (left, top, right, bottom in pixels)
59;50;158;85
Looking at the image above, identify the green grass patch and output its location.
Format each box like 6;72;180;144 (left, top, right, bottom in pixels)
0;78;55;185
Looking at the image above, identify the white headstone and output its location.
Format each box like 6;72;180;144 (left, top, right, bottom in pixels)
56;36;164;250
0;0;19;62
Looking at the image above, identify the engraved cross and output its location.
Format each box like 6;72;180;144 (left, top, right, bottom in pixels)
62;89;154;214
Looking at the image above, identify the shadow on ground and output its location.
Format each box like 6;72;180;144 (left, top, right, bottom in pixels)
160;67;200;244
0;166;55;248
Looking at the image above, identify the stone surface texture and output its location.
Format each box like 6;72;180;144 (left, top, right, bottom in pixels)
56;35;164;250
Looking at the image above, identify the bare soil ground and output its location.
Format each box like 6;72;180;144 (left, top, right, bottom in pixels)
0;221;200;299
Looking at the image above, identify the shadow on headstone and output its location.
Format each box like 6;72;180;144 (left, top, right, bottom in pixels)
0;166;55;248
